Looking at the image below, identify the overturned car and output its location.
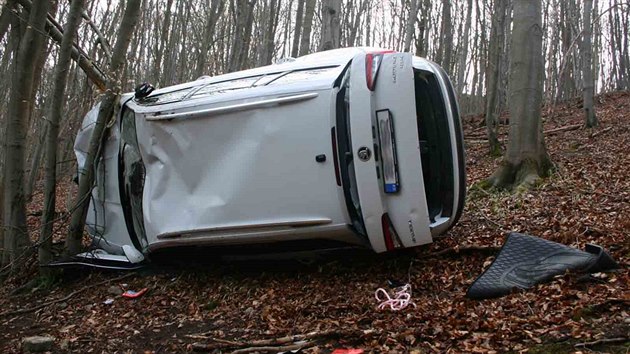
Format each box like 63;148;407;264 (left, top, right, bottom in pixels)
74;47;465;265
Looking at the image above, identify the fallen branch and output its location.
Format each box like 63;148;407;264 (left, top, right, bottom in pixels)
589;126;612;138
230;341;313;354
544;124;582;135
575;337;628;348
0;273;134;318
191;329;355;352
16;0;108;90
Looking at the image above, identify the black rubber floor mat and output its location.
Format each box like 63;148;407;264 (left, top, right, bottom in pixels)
466;232;618;299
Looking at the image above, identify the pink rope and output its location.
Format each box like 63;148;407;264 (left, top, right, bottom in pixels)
375;283;416;311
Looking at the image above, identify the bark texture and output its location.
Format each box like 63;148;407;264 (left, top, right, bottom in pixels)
484;0;507;156
487;0;552;190
40;0;85;267
582;0;597;128
2;0;50;268
319;0;341;51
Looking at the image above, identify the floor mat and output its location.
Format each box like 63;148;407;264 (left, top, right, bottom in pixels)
466;232;618;299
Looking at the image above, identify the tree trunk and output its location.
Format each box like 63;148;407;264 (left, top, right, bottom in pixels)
299;0;316;56
40;0;84;268
0;0;16;43
456;0;473;95
2;0;50;268
484;0;507;156
291;0;305;57
65;0;142;257
194;0;223;78
436;0;453;73
582;0;597;128
404;0;418;52
152;0;173;85
319;0;341;51
486;0;552;191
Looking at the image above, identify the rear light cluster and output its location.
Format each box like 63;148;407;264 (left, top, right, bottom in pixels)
365;51;394;90
381;213;403;251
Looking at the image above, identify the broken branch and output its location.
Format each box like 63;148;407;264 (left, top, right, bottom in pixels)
544;124;582;135
575;337;628;348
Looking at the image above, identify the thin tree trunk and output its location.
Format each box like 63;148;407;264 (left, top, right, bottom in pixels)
152;0;173;85
320;0;341;51
65;0;142;257
2;0;50;268
484;0;507;156
194;0;223;78
0;0;16;43
487;0;552;190
291;0;305;57
582;0;597;127
40;0;85;268
15;0;107;90
404;0;418;52
299;0;316;56
456;0;473;95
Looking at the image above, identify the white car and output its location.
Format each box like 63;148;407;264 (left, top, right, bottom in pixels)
74;47;465;264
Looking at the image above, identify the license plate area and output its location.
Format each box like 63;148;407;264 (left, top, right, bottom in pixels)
376;109;400;193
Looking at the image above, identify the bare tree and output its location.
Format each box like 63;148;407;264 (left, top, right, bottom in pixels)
299;0;316;56
40;0;85;269
484;0;507;156
2;0;50;268
582;0;597;127
487;0;552;190
65;0;143;256
320;0;341;51
291;0;305;57
404;0;419;52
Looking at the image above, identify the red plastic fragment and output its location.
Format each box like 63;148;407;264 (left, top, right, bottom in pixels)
121;288;148;298
332;349;364;354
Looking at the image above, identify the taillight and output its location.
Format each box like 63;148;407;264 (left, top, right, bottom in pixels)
365;51;395;91
382;213;403;251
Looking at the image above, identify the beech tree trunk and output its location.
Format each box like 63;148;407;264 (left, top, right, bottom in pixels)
291;0;305;57
65;0;142;257
2;0;50;268
404;0;418;52
320;0;341;51
0;0;16;44
299;0;315;56
40;0;85;268
484;0;507;156
487;0;552;190
582;0;597;128
456;0;473;95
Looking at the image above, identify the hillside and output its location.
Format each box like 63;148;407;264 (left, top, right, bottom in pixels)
0;92;628;353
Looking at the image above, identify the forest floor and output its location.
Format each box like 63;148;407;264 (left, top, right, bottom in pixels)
0;91;628;353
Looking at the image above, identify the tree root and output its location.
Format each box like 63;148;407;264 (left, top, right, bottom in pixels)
485;158;552;191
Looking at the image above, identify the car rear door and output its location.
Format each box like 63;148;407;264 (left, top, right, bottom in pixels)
347;52;432;252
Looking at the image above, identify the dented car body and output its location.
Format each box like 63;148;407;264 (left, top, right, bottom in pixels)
75;47;465;264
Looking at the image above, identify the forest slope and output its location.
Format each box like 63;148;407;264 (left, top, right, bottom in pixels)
0;92;628;353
